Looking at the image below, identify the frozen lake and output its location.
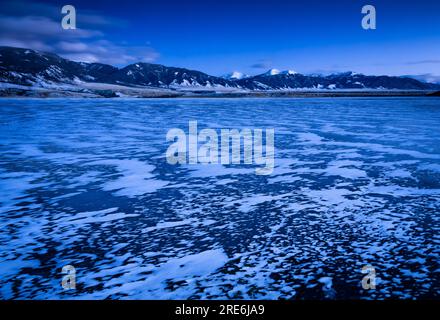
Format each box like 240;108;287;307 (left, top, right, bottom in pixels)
0;97;439;299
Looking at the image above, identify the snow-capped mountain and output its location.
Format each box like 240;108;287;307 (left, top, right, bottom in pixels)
402;74;440;85
0;47;98;87
1;46;439;94
223;71;249;80
0;47;237;89
235;69;440;91
280;70;298;75
259;69;297;77
263;69;281;76
108;63;237;88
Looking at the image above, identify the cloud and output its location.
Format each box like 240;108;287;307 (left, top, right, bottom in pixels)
57;41;90;52
57;41;159;65
406;60;440;65
0;0;125;28
0;0;58;18
0;38;52;51
0;0;159;66
250;60;272;69
0;15;102;39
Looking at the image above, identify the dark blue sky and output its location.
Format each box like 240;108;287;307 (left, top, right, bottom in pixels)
1;0;439;80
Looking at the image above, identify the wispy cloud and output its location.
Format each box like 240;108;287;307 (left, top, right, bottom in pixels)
0;0;159;66
0;15;102;38
250;60;272;69
57;41;159;65
405;59;440;65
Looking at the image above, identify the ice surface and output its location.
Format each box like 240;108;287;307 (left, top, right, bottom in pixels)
0;97;439;299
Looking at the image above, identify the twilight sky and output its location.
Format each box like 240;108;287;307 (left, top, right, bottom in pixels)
0;0;439;81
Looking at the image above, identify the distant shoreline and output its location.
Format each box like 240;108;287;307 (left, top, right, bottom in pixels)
183;90;440;98
1;88;439;99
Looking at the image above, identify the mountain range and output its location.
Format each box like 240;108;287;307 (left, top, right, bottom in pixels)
1;46;439;97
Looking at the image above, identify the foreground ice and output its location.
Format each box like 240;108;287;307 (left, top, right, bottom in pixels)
0;97;439;299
